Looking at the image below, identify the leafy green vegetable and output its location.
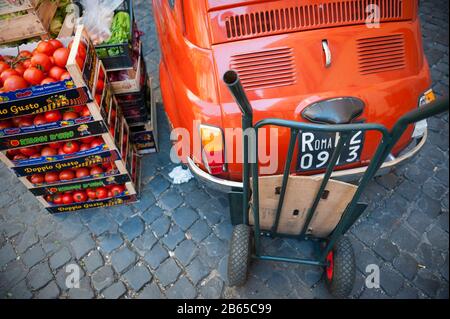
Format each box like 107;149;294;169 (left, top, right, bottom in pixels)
98;11;131;57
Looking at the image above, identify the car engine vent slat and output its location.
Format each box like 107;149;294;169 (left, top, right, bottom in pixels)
230;47;296;90
220;0;408;42
357;34;406;75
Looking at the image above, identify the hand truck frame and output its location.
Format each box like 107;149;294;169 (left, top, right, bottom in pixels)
223;70;449;298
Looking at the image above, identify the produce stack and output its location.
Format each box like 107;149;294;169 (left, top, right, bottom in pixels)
0;25;141;214
88;0;158;155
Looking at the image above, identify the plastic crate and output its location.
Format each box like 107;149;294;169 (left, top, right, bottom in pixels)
93;0;135;71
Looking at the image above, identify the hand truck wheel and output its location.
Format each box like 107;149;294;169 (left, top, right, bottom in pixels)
227;224;253;286
324;236;356;298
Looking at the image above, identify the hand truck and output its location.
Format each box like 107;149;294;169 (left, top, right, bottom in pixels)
223;70;449;298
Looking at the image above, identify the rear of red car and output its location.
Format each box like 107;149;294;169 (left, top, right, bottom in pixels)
153;0;433;190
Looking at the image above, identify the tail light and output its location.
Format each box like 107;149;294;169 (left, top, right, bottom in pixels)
412;89;436;138
199;125;225;175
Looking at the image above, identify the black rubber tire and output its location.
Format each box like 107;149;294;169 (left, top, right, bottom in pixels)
325;236;356;298
227;224;252;286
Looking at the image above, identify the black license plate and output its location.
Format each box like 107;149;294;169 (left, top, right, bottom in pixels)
296;130;365;172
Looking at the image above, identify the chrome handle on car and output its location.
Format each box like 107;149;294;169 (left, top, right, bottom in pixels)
322;40;331;68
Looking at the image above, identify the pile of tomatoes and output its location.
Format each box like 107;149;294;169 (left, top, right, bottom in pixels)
45;184;126;205
0;39;86;93
0;106;91;131
28;162;116;185
6;136;105;161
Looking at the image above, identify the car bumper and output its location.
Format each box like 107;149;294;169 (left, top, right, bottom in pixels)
187;130;428;192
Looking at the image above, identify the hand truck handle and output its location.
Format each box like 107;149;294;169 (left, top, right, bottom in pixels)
223;70;253;117
390;97;449;136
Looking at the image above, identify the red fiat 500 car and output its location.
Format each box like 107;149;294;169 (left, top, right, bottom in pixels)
153;0;434;191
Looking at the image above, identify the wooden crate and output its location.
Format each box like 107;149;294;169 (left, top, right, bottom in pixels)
0;0;59;44
109;42;144;94
129;81;159;154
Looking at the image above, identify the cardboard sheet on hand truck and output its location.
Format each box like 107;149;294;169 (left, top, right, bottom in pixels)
249;175;357;238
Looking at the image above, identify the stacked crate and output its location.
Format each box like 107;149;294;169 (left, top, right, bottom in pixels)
95;0;158;155
0;25;141;214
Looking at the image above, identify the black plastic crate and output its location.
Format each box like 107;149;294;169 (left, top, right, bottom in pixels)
94;0;136;71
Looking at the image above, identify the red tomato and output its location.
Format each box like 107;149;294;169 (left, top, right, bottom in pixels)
13;154;28;161
73;105;84;113
49;66;65;80
62;141;80;154
62;111;79;121
29;153;42;159
48;142;63;149
80;136;95;144
95;187;108;199
6;149;20;157
69;41;87;60
41;147;57;156
98;68;105;81
45;172;59;183
60;71;71;80
86;188;97;200
13;63;26;76
1;68;19;84
20;146;39;156
96;79;104;94
17;117;34;128
90;166;104;175
80;106;90;117
22;59;31;69
73;191;87;203
59;169;75;181
49;39;64;49
53;194;63;205
3;55;14;64
3;75;28;92
79;143;91;151
90;138;104;148
30;174;44;184
75;167;90;178
53;48;70;68
58;148;66;155
62;193;73;205
102;162;113;171
23;67;45;85
110;185;125;196
44;110;62;123
41;77;57;85
33;114;47;126
37;41;56;56
0;61;9;75
18;50;32;59
31;53;53;72
95;94;102;105
76;56;84;70
0;120;13;129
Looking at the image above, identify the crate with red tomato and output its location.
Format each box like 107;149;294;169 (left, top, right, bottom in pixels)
28;168;134;196
0;107;110;151
39;182;138;214
0;26;103;119
26;160;120;187
42;183;132;205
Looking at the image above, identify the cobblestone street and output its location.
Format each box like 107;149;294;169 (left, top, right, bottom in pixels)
0;0;448;299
